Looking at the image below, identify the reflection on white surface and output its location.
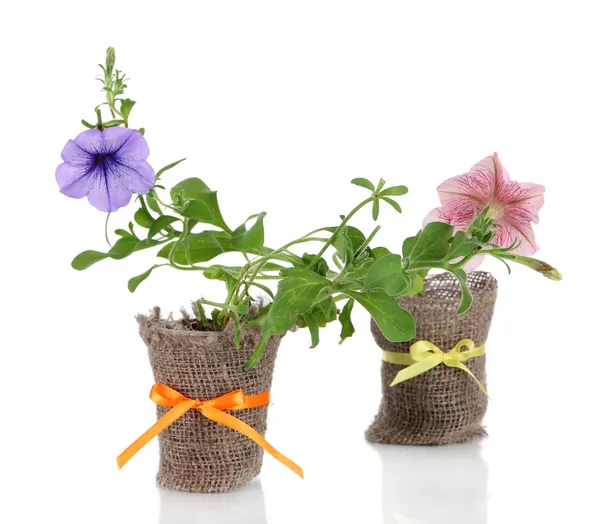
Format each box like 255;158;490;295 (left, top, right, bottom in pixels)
159;479;267;524
374;443;488;524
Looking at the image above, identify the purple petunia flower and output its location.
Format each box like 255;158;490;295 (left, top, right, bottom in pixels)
56;127;155;212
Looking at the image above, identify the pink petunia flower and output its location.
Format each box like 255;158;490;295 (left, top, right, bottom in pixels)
424;153;545;271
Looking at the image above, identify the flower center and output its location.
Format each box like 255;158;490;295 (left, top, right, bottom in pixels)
487;202;504;218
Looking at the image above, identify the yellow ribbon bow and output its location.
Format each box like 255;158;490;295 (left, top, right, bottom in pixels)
117;384;304;479
382;338;488;396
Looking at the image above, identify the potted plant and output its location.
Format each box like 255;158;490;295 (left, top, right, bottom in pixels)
57;48;418;492
366;153;561;445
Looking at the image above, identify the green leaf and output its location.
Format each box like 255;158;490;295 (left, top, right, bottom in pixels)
128;264;161;292
204;267;239;295
338;231;354;265
281;267;330;284
403;273;425;296
379;185;408;197
451;268;473;314
232;212;266;251
134;207;154;228
301;313;320;348
128;222;137;237
264;278;329;335
300;253;330;277
170;177;211;200
382;196;402;214
237;299;251;316
248;277;328;366
102;119;125;128
72;237;161;270
447;231;476;259
146;191;162;214
247;333;270;368
324;226;368;263
302;297;337;327
364;254;410;296
72;250;113;270
148;215;179;238
339;298;355;344
405;222;454;265
351;178;375;191
371;246;392;260
243;304;272;329
155;158;186;180
346;290;415;342
233;312;242;348
211;309;227;331
157;231;237;264
372;199;380;220
172;178;229;231
119;98;136;119
402;234;419;258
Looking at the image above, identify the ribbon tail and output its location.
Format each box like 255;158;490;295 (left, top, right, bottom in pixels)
450;361;489;397
117;399;196;469
390;356;442;387
200;404;304;479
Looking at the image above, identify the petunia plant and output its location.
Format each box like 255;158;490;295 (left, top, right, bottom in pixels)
59;48;562;367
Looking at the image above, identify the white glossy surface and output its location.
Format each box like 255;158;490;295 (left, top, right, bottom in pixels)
1;1;599;522
158;443;489;524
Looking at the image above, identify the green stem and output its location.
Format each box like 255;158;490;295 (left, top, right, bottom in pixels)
354;225;381;258
308;196;374;269
232;236;329;304
247;281;275;299
104;212;112;247
197;299;235;311
168;263;211;271
447;251;477;270
407;262;447;271
151;190;180;213
168;219;190;267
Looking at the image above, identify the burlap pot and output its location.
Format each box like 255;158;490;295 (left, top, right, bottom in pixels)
366;271;498;445
137;310;282;493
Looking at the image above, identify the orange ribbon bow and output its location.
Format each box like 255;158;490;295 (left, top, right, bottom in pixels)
117;384;304;478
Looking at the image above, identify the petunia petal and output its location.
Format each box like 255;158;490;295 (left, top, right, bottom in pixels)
112;129;150;163
463;254;485;272
73;127;136;155
56;162;94;198
496;208;540;255
495;176;545;210
437;155;497;207
60;140;94;165
430;190;484;229
104;157;155;194
422;207;444;226
84;165;134;212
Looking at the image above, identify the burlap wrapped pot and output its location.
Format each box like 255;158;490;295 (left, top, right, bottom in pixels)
137;309;282;492
366;271;498;445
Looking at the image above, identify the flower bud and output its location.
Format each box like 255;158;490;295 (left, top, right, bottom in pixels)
105;46;116;73
500;254;562;281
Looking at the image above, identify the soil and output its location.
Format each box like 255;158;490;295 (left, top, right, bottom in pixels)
179;317;230;332
180;319;216;331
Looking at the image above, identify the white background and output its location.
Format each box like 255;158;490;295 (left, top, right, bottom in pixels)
1;1;599;523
